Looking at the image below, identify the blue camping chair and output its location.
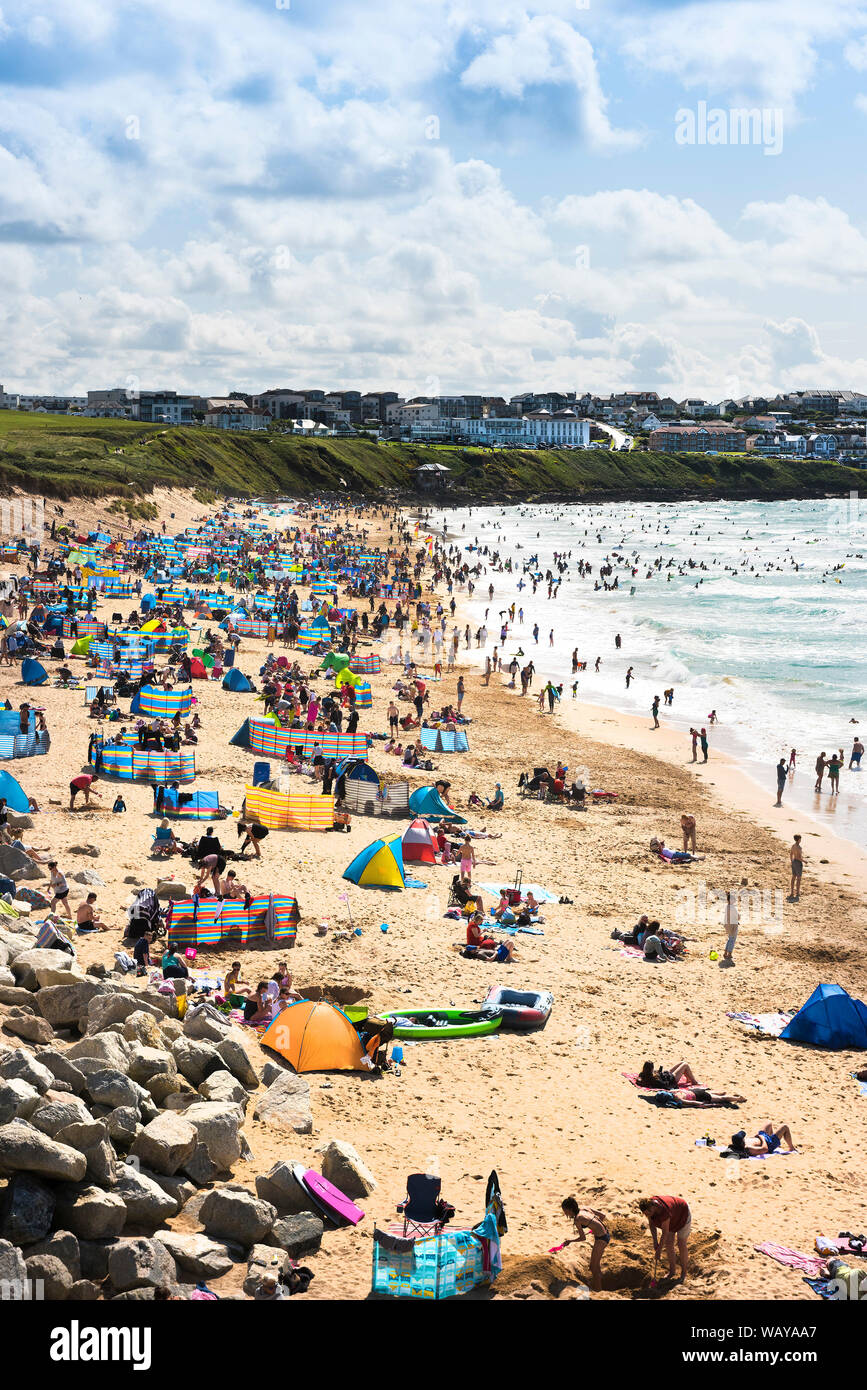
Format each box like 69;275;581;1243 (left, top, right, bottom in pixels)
397;1174;445;1239
252;761;271;787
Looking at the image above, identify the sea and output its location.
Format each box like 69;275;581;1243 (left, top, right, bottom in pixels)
429;497;867;853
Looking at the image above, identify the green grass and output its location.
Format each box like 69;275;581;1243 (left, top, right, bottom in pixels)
0;408;863;503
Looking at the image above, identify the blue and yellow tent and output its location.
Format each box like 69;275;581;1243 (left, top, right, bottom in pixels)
343;833;406;890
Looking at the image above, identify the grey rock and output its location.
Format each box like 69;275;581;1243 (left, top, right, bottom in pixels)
67;1279;102;1300
86;992;168;1035
215;1036;259;1089
0;1120;87;1182
72;869;105;886
0;1172;56;1245
10;947;79;990
107;1237;176;1292
25;1252;72;1301
85;1070;149;1111
114;1165;178;1226
55;1119;108;1150
199;1185;276;1246
155;1231;237;1279
79;1238;117;1281
181;1144;219;1186
30;1096;92;1137
2;1011;54;1045
0;1050;54;1093
0;1077;42;1124
244;1242;289;1296
105;1106;141;1149
155;879;188;901
0;985;41;1008
28;1230;81;1281
67;1033;131;1071
253;1072;313;1135
267;1212;324;1259
318;1139;377;1198
68;844;100;857
36;1050;86;1094
121;1011;166;1048
0;1237;27;1293
182;1101;243;1173
171;1036;222;1087
198;1070;248;1106
183;1005;230;1043
55;1186;126;1240
255;1161;320;1215
260;1059;290;1087
37;980;109;1029
148;1172;197;1208
130;1111;197;1176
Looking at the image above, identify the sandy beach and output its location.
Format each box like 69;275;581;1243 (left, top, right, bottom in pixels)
1;491;865;1302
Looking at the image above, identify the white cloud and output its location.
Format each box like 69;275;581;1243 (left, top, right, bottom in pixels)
460;15;642;153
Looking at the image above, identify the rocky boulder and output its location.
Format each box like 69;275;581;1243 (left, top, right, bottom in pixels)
155;1231;237;1279
243;1242;289;1296
0;1120;87;1183
171;1035;222;1087
318;1139;377;1198
10;947;80;991
2;1010;55;1045
0;1078;42;1124
130;1112;197;1176
215;1036;259;1089
0;1050;54;1093
0;1173;56;1245
114;1166;178;1227
25;1252;73;1301
199;1185;276;1247
253;1072;313;1135
255;1161;320;1216
55;1185;126;1240
267;1213;324;1259
107;1237;176;1292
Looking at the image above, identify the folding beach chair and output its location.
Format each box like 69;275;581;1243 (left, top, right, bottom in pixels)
397;1174;446;1239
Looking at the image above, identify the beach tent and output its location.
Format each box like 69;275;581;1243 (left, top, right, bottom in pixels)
0;768;31;813
321;652;350;673
408;786;466;823
343;833;406;890
222;668;252;692
335;666;362;688
230;718;251;748
402;817;437;865
261;1000;366;1073
20;659;48;686
780;984;867;1050
189;657;208;679
419;728;469;754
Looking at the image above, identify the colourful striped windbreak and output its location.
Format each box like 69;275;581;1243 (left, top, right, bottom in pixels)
350;654;381;675
63;616;105;639
165;893;299;949
98;746;195;783
247;719;368;760
230;617;271;637
297;626;330;651
138;684;194;717
93;639;153;663
100;661;145;683
162;788;221;819
353;682;372;709
245;784;334;830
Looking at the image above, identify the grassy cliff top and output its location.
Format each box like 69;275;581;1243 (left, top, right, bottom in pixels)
1;409;863;503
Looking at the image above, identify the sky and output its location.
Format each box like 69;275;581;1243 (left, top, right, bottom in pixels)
2;0;867;400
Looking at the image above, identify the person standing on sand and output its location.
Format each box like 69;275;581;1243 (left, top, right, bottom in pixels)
814;751;827;792
639;1195;691;1282
690;728;698;762
651;695;660;728
775;757;788;806
699;728;709;763
722;879;747;963
560;1197;610;1292
681;813;696;852
788;835;804;901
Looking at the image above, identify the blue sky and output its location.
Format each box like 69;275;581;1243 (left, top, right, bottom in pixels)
2;0;867;399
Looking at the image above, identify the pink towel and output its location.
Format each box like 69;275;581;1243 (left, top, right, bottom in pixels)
754;1243;826;1278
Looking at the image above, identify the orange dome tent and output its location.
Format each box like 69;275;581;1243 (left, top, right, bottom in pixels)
260;1000;366;1072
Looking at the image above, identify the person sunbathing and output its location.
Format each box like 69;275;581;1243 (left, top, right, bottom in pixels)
638;1060;700;1089
611;915;651;945
668;1087;746;1107
730;1123;796;1155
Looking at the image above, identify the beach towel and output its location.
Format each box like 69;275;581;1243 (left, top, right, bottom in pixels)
726;1010;795;1037
754;1243;826;1278
713;1144;799;1160
853;1073;867;1098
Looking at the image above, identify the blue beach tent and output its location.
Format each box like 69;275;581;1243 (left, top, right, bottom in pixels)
780;984;867;1050
21;659;48;686
0;768;32;813
222;668;252;692
408;785;466;823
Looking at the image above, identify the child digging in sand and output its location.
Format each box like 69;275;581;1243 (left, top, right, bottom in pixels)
559;1197;611;1292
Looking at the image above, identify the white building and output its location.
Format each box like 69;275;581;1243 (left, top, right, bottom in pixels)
204;399;270;430
427;409;589;447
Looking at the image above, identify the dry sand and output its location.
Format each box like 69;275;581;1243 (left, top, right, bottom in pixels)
2;494;865;1302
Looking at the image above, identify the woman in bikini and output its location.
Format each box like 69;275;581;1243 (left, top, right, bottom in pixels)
560;1196;610;1292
